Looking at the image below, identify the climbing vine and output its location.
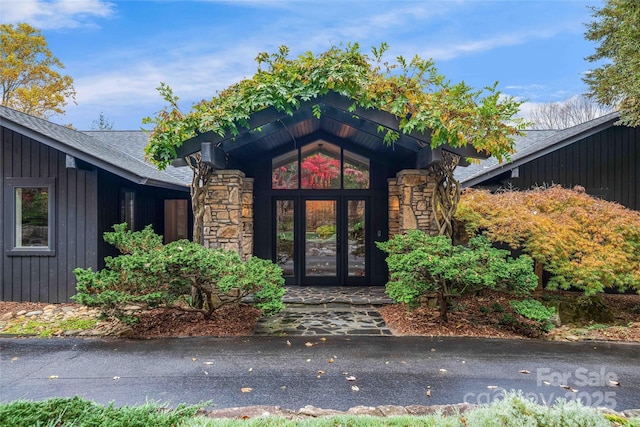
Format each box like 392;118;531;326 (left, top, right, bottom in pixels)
143;43;527;237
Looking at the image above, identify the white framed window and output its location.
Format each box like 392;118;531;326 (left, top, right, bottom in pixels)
6;178;56;256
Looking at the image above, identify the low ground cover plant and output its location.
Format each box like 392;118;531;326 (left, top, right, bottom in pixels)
377;231;538;322
1;392;635;426
73;224;285;323
455;186;640;296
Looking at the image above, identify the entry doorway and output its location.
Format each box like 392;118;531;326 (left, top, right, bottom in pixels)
275;196;368;286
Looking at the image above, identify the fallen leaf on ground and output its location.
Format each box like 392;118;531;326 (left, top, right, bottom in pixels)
487;386;498;389
203;362;214;365
286;340;291;346
305;342;313;347
48;375;58;379
426;389;431;397
560;385;578;392
345;376;357;381
351;385;359;391
608;380;621;387
327;358;334;363
241;387;253;393
248;368;253;372
11;357;18;362
519;370;530;375
204;371;208;375
112;376;120;380
439;369;447;373
191;358;197;361
320;337;326;341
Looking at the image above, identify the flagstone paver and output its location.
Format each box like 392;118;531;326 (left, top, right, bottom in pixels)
252;286;394;336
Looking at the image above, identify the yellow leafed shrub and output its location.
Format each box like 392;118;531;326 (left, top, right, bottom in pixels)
455;186;640;295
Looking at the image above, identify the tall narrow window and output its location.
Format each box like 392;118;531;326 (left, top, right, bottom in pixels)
7;178;55;255
276;200;295;276
120;190;136;231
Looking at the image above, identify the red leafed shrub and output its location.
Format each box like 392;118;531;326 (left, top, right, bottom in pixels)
455;186;640;295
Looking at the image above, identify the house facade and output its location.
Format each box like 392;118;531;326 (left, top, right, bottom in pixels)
456;112;640;211
173;93;487;287
0;106;191;302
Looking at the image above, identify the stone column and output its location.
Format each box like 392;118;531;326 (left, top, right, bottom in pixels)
388;169;439;237
203;170;254;260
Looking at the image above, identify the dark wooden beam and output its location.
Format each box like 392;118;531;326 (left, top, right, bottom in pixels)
200;143;226;169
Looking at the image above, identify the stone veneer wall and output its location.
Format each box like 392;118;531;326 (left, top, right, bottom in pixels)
203;170;254;260
388;169;439;237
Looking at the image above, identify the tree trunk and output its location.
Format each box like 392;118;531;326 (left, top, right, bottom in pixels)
430;151;461;238
437;291;449;322
186;153;213;309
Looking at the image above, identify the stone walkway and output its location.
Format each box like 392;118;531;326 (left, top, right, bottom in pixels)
252;286;394;336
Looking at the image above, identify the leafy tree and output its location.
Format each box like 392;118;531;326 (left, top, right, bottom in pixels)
584;0;640;126
455;186;640;295
91;112;114;130
528;95;614;129
376;231;537;321
143;43;527;241
1;23;75;118
73;224;285;322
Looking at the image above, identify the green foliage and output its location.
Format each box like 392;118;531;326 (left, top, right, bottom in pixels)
315;224;336;239
456;186;640;295
464;391;614;427
492;302;505;313
73;224;285;321
1;392;624;427
144;43;527;170
376;230;538;321
584;0;640;126
510;298;555;322
0;397;201;427
510;298;556;333
1;318;97;338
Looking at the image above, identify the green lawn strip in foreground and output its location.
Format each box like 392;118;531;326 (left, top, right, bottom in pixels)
1;393;638;427
1;317;98;337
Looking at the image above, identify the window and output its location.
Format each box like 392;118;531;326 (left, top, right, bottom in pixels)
120;190;136;231
6;178;55;256
271;140;370;190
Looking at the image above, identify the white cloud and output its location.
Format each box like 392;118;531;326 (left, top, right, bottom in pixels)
0;0;115;29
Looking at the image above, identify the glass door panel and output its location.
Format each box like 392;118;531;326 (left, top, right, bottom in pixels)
275;200;295;276
347;199;366;277
305;200;337;277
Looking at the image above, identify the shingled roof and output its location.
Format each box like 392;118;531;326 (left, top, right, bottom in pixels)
455;111;621;187
0;105;190;191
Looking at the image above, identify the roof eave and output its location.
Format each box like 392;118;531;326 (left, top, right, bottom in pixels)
2;118;187;191
461;113;621;187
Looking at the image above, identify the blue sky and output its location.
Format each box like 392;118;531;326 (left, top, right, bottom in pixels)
1;0;602;130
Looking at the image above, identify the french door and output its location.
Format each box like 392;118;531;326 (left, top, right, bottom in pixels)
275;196;368;286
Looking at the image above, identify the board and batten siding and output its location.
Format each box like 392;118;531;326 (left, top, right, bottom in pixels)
516;125;640;211
1;126;98;302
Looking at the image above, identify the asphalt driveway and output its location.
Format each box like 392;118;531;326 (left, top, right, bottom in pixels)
1;336;638;411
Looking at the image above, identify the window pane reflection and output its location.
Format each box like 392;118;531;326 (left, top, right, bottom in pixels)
343;150;369;189
16;187;49;247
276;200;295;276
301;142;340;189
347;199;366;276
272;150;298;189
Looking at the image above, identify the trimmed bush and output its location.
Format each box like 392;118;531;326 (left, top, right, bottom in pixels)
73;224;285;322
377;231;538;321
